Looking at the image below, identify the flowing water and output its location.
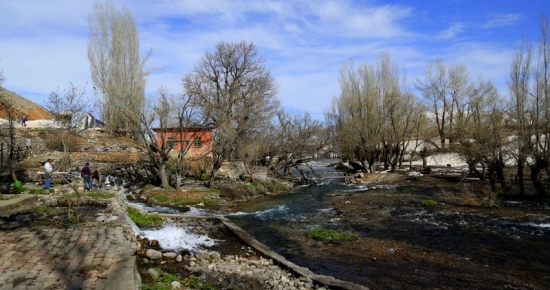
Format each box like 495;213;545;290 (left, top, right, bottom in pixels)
126;163;550;289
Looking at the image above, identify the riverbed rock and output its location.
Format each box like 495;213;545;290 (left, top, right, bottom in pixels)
162;252;177;259
145;249;163;260
147;268;160;279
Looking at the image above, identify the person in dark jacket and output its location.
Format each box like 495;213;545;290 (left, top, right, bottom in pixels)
81;163;92;191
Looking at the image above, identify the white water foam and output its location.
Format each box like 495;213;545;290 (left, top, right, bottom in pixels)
141;225;219;252
185;207;223;216
226;205;289;218
521;222;550;228
318;207;334;213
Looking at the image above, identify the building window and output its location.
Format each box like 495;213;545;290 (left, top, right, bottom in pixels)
193;137;202;148
167;137;177;148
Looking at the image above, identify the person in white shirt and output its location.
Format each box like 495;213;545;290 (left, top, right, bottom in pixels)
43;159;53;189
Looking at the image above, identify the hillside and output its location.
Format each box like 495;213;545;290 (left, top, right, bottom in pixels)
0;86;52;120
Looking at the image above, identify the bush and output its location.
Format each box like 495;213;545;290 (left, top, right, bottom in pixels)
11;181;24;193
0;182;26;195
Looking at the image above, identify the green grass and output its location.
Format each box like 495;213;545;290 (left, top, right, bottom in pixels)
127;207;162;227
28;188;49;195
33;205;57;214
151;193;169;202
423;199;437;206
306;227;358;241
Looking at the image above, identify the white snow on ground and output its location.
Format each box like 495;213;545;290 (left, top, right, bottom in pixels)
410;153;468;168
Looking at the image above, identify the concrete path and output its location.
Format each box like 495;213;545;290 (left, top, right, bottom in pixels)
0;194;140;290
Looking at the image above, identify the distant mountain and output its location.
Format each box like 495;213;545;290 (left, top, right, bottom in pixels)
0;86;52;120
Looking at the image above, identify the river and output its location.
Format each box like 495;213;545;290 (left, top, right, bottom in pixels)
128;163;550;289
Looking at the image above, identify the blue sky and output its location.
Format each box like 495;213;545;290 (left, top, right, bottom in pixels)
0;0;547;120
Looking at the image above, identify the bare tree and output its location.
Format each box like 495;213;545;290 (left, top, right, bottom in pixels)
508;39;532;195
119;86;201;190
509;15;550;199
328;59;384;173
415;59;449;149
0;69;5;86
87;0;150;138
170;89;201;190
46;82;90;171
266;111;324;182
377;53;424;172
127;88;173;189
528;15;550;198
183;41;279;187
454;78;508;189
415;60;470;150
328;54;422;174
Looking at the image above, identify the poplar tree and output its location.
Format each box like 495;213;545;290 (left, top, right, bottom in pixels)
87;0;150;138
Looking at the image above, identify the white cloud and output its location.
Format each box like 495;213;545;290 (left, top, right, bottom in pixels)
484;14;521;28
0;0;542;121
437;23;464;40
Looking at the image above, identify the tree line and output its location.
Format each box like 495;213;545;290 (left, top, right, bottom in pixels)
328;15;550;199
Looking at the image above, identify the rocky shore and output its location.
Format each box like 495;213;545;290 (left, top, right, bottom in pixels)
134;214;369;290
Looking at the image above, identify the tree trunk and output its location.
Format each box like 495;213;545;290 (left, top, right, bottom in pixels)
529;163;548;199
496;153;508;191
175;172;182;191
516;157;525;195
159;163;170;189
9;160;18;183
207;165;221;188
367;157;376;174
383;144;390;170
488;165;496;192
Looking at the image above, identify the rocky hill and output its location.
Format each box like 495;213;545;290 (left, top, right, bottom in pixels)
0;86;52;120
0;87;144;182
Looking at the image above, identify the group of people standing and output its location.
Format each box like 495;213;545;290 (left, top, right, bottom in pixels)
18;115;29;126
42;160;103;191
80;163;103;191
